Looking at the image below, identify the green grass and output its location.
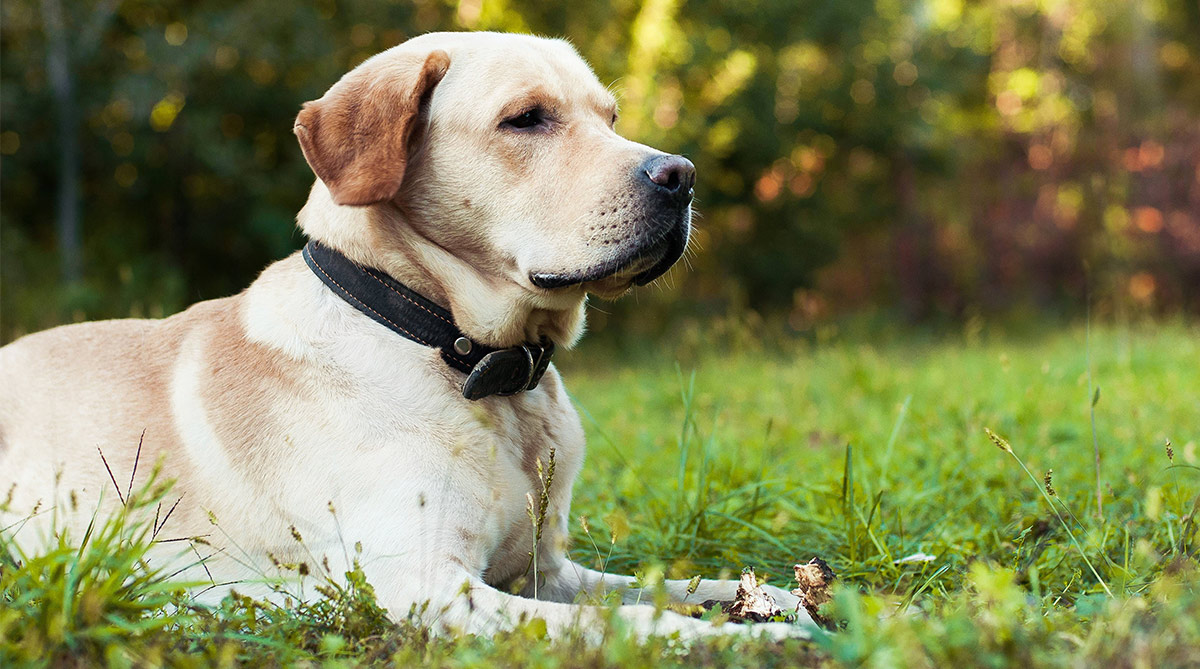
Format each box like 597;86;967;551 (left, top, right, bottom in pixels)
4;320;1200;666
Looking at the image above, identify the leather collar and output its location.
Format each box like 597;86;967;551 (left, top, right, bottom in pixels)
302;241;554;400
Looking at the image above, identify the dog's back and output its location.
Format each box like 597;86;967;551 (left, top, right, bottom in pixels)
0;300;232;545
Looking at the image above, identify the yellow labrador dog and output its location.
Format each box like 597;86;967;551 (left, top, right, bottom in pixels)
0;32;809;640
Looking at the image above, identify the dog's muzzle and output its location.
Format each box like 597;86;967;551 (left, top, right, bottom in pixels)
531;154;695;291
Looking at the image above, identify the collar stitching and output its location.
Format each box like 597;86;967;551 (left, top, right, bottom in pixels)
306;249;434;347
303;241;552;399
360;266;456;328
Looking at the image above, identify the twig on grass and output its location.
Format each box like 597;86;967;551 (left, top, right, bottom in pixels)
127;429;145;502
152;495;184;541
97;446;125;507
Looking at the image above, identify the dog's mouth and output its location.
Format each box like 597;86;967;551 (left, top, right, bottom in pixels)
530;219;689;292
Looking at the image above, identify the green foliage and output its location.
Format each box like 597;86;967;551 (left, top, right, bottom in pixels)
819;563;1200;667
3;322;1198;666
3;1;1199;341
0;472;194;665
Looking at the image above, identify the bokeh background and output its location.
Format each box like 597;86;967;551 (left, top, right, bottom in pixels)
2;0;1198;343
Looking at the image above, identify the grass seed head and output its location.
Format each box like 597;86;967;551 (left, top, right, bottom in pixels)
1166;440;1174;463
985;427;1013;453
1044;470;1057;497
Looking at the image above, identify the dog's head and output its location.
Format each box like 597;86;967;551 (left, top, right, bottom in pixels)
295;32;693;309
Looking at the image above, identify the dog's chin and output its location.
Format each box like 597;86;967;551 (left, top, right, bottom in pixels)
529;219;689;295
579;253;662;299
581;275;637;299
629;219;688;286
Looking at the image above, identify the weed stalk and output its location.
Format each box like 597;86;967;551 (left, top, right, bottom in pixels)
1086;298;1103;518
986;427;1113;597
524;448;556;600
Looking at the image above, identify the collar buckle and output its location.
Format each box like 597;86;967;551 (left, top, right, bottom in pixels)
461;339;555;401
303;240;556;401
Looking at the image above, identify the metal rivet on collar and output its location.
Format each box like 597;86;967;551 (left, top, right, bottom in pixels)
453;337;472;355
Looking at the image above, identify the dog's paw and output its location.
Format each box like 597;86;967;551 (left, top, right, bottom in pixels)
624;605;815;643
739;619;813;642
663;612;813;643
757;583;819;627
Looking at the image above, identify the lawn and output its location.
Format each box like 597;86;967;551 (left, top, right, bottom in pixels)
3;320;1199;666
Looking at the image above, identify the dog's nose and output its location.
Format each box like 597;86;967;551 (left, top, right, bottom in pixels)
641;155;696;204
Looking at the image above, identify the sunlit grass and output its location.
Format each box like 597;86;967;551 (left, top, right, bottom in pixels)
3;321;1198;666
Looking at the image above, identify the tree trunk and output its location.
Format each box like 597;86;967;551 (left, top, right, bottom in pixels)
40;0;82;285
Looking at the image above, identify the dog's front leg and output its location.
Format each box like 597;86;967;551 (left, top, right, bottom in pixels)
397;567;804;642
538;560;814;626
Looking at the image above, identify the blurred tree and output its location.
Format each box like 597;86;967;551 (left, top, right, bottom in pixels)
37;0;123;285
2;0;1197;342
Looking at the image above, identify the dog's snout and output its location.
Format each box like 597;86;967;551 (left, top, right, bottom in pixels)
641;155;696;203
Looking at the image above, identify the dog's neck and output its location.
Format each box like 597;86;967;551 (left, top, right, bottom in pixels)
296;182;587;349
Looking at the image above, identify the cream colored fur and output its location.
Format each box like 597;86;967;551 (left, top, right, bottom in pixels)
0;32;811;641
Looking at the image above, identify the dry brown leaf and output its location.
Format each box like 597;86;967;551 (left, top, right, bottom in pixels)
722;568;783;623
681;560;837;627
792;557;836;626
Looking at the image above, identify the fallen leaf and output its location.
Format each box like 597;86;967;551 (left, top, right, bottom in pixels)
723;568;783;623
792;557;836;626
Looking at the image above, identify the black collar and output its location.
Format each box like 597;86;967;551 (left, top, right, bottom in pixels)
302;241;554;400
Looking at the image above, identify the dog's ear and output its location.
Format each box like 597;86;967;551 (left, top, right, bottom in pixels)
294;50;450;206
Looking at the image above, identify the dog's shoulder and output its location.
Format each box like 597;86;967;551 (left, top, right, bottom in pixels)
0;293;245;383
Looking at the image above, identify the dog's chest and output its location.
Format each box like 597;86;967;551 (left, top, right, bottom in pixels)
457;381;585;584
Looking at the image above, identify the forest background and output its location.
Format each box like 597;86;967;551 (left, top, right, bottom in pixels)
2;0;1198;340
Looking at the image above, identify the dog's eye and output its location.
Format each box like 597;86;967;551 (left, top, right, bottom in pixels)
503;108;545;130
610;113;618;127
